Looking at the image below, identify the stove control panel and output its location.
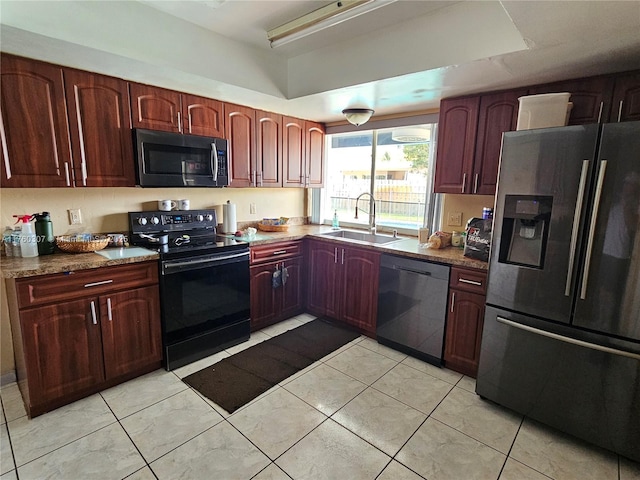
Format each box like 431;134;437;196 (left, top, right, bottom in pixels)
129;210;218;234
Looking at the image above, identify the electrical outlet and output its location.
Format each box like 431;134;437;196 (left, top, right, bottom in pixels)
249;203;256;214
68;209;82;225
448;211;462;227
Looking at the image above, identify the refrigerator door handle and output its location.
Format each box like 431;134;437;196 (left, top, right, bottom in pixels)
580;160;608;300
496;316;640;361
565;160;590;296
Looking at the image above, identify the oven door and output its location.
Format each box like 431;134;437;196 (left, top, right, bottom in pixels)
160;249;250;369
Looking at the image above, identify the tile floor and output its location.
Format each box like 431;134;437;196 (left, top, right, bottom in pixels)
1;313;639;480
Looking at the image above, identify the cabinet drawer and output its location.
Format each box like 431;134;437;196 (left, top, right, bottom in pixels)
450;267;487;295
16;261;159;308
250;241;302;264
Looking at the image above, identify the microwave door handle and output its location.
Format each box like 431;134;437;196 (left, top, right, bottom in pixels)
211;143;218;183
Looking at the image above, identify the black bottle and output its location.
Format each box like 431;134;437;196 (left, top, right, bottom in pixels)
34;212;55;255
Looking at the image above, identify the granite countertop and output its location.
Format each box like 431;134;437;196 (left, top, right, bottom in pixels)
0;247;159;279
234;225;488;271
2;225;487;279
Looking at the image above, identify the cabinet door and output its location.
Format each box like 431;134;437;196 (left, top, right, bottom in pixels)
0;54;72;188
610;71;640;122
434;97;480;193
182;94;224;137
250;262;280;331
305;121;325;187
340;246;380;334
306;241;339;318
283;116;305;187
256;110;282;188
444;289;485;377
100;286;162;379
64;69;135;187
20;298;105;404
473;90;526;195
529;76;614;125
130;83;181;133
225;103;255;187
280;256;304;320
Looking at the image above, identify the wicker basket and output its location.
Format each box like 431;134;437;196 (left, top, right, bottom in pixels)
257;223;289;232
56;235;110;253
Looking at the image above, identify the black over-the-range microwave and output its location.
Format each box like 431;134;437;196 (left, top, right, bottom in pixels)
133;128;229;187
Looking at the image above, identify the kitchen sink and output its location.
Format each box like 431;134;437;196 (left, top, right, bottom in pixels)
320;230;401;245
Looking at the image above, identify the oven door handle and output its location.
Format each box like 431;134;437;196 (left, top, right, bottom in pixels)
162;250;249;275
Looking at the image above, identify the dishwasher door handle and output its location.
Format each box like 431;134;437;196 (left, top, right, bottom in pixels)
393;265;432;276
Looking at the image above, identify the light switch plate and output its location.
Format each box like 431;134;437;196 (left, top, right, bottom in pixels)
448;211;462;226
68;209;82;225
250;203;256;214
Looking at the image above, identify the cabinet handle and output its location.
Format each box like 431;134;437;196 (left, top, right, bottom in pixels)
341;248;345;265
177;112;182;132
84;280;114;288
334;247;338;264
0;113;11;180
257;171;263;186
597;101;603;124
253;170;257;187
461;173;467;193
272;250;287;255
617;100;623;122
64;162;71;186
450;292;456;313
90;301;97;325
107;298;113;321
459;278;482;286
473;173;479;193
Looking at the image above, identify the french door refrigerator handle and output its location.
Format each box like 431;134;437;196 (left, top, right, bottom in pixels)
580;160;607;300
565;160;590;296
496;316;640;360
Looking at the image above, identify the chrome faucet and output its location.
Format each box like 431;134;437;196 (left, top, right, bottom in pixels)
355;192;377;234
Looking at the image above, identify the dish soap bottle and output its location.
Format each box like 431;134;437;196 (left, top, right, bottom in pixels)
332;210;340;229
13;215;38;258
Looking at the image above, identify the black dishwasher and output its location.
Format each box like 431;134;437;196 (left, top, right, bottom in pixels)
376;254;450;366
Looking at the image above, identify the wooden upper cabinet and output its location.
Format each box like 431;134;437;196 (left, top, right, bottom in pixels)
434;96;480;194
306;121;325;188
256;110;282;188
283;116;306;187
64;69;135;187
610;71;640;122
0;54;73;188
182;94;224;137
529;76;615;125
129;83;181;133
225;103;256;187
473;90;526;195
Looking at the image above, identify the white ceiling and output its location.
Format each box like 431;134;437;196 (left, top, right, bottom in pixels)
1;1;639;124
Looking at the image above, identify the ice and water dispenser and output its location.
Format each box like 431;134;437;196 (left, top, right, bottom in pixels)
498;195;552;269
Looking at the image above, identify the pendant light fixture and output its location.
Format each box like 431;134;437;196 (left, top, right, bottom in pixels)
342;108;375;126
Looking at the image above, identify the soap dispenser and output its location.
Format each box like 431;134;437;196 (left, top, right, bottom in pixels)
332;210;340;229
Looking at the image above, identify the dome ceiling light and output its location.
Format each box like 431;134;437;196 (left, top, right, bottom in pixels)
342;108;374;126
391;127;430;142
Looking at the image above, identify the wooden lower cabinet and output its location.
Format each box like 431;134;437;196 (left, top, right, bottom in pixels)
250;242;303;331
444;267;487;377
306;239;379;336
8;262;162;417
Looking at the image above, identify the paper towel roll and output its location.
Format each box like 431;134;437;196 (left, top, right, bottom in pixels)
222;201;237;233
213;204;224;227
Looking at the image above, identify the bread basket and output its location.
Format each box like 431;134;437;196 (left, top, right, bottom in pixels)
257;223;289;232
55;235;110;253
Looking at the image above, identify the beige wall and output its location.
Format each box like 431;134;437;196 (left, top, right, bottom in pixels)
0;187;305;377
441;194;495;232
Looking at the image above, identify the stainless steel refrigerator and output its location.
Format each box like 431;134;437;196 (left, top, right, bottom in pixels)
476;121;640;462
